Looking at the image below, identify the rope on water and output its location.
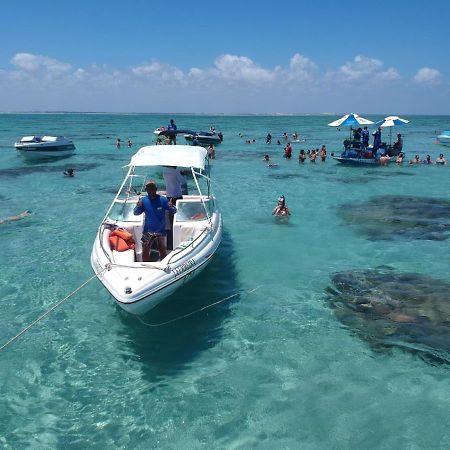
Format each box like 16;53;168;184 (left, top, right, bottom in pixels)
137;285;262;327
0;269;105;353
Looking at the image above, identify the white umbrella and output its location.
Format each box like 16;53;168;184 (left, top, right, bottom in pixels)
328;113;374;140
375;115;410;145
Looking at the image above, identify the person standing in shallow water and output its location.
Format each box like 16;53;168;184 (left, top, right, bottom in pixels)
299;149;306;163
272;195;290;217
167;119;177;145
208;143;215;159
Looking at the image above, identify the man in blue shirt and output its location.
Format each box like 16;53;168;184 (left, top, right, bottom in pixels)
167;119;177;145
133;181;177;261
372;127;382;153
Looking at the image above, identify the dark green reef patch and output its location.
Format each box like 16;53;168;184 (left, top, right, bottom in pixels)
326;268;450;363
337;195;450;241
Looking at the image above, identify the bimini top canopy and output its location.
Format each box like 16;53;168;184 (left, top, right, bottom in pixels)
128;145;207;169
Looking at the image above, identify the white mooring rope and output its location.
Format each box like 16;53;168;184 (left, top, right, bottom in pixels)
137;285;262;327
0;269;106;353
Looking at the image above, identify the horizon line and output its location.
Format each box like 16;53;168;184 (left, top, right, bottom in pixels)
0;111;448;117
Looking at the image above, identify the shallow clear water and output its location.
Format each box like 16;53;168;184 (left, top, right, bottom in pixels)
1;113;450;448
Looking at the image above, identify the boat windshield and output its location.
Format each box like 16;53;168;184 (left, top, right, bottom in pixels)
107;174;146;222
176;199;213;222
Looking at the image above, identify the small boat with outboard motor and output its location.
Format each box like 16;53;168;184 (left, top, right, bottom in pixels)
91;145;223;315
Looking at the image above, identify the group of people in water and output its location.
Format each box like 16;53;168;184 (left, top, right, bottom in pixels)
263;144;328;164
396;152;447;165
265;132;301;145
115;138;133;149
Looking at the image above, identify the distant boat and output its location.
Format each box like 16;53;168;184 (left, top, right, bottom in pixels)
14;136;75;160
437;131;450;146
184;131;223;145
156;128;223;145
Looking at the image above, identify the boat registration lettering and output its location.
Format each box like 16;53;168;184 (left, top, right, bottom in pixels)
172;259;196;276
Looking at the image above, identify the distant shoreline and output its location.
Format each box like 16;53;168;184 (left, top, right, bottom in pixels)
0;111;448;117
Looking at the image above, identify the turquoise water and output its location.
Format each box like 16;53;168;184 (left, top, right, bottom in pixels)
1;113;450;448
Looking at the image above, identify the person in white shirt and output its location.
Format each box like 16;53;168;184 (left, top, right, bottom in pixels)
163;166;187;250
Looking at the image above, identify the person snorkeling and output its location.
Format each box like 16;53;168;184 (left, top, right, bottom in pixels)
272;195;291;217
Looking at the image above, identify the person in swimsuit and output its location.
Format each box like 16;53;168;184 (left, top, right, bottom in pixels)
272;196;291;217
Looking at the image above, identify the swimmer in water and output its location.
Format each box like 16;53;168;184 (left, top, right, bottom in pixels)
0;210;31;225
272;195;290;217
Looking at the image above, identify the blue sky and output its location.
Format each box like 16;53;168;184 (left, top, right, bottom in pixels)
1;0;449;113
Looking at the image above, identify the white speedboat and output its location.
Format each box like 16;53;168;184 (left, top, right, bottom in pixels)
184;131;223;145
14;135;75;160
91;145;223;315
437;131;450;146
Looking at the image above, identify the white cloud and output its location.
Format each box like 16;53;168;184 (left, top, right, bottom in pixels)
1;51;446;113
333;55;400;83
131;61;184;81
285;53;318;81
11;52;71;75
212;54;276;83
414;67;441;84
340;55;382;80
376;67;400;81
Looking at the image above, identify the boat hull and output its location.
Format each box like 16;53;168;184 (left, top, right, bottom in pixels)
437;135;450;146
15;143;76;160
184;135;222;145
332;156;381;165
91;216;223;315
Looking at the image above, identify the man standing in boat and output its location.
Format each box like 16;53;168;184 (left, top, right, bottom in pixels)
134;181;177;261
372;127;382;154
361;126;370;152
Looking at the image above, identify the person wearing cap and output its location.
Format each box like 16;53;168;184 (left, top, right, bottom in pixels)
272;195;291;217
133;181;177;261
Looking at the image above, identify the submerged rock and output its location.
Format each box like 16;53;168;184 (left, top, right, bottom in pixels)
338;195;450;240
326;268;450;363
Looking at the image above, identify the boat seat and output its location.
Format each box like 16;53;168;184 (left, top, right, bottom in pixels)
112;249;135;265
172;223;205;249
